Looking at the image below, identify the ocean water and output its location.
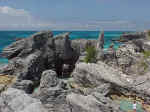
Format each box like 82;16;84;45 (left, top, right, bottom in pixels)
0;31;127;64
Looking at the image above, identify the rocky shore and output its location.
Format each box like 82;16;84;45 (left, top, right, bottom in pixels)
0;30;150;112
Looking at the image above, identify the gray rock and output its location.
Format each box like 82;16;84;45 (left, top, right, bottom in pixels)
0;84;6;93
33;70;70;112
72;39;97;52
72;62;150;100
11;80;34;94
67;93;122;112
1;31;79;86
34;87;70;112
0;88;48;112
96;31;104;49
103;44;117;66
72;62;133;88
113;32;146;42
40;70;59;89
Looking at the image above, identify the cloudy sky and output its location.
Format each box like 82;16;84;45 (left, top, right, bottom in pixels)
0;0;150;30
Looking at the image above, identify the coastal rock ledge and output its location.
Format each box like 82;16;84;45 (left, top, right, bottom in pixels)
1;31;150;112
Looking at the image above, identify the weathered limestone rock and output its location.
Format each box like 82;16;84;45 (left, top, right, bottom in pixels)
67;93;122;112
34;70;70;112
72;62;150;101
112;32;146;42
72;39;97;52
97;31;104;49
40;70;59;89
1;31;79;88
11;80;34;94
0;88;48;112
72;62;133;88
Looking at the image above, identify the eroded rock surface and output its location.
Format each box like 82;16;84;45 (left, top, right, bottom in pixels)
0;88;48;112
1;31;79;92
1;31;150;112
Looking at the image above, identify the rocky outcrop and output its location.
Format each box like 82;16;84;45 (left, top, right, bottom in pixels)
0;88;48;112
112;32;146;42
1;31;79;91
72;62;150;101
96;31;104;49
11;80;34;94
103;41;150;75
72;62;133;88
103;44;117;66
67;93;122;112
33;70;70;112
1;30;150;112
40;70;59;88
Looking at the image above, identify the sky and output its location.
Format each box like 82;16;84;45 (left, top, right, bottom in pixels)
0;0;150;31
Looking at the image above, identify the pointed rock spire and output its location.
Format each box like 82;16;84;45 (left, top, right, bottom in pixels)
97;31;104;49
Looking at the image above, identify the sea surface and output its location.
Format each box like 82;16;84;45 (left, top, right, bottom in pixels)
0;31;130;64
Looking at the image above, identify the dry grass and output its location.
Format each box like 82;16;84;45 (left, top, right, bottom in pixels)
0;75;16;93
0;75;15;85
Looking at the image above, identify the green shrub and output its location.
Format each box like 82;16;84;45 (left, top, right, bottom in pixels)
147;30;150;37
142;51;150;58
84;45;97;63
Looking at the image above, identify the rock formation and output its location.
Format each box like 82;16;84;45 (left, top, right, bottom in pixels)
0;31;150;112
0;88;48;112
112;32;146;42
1;31;79;92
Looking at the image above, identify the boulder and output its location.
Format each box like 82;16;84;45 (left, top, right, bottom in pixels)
67;93;122;112
33;70;70;112
11;80;34;94
40;70;59;89
0;88;48;112
72;62;150;100
72;62;133;88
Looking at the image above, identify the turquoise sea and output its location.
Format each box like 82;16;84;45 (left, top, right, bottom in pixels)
0;31;129;64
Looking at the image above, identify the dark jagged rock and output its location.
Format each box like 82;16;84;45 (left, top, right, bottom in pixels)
1;31;79;88
11;80;34;94
112;32;146;43
72;39;97;52
132;39;145;52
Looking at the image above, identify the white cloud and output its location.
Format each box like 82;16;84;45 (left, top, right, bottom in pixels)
0;6;30;16
0;6;32;28
0;6;149;31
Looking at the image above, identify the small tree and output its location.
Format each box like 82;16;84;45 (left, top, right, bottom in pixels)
84;45;97;63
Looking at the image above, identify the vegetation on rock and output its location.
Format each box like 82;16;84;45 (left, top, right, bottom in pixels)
147;30;150;37
84;45;97;63
143;50;150;58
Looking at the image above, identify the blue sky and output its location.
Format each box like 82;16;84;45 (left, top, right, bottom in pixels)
0;0;150;30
